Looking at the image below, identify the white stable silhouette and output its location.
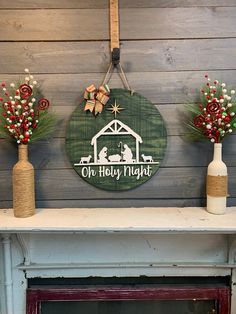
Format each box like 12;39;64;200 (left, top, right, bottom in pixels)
91;119;143;164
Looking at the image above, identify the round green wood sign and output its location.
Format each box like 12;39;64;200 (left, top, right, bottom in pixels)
66;88;167;191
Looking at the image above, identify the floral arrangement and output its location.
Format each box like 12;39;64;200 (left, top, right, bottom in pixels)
0;69;56;144
187;74;236;143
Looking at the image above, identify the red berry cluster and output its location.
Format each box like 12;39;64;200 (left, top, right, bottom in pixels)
0;71;50;144
193;75;236;143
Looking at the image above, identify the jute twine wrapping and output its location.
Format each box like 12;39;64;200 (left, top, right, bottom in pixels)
13;144;35;218
207;175;228;197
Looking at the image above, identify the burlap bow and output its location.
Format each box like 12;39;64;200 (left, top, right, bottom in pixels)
84;84;110;115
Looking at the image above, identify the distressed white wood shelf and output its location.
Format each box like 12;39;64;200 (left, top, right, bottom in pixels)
0;207;236;233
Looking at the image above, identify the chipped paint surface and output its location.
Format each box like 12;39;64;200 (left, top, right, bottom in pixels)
1;207;236;313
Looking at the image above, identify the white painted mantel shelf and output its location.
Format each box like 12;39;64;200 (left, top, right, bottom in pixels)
1;207;236;233
1;208;236;314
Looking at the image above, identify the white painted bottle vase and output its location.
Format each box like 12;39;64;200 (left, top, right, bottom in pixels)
206;143;227;215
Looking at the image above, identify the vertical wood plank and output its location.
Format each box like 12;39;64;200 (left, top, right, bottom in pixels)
0;2;236;208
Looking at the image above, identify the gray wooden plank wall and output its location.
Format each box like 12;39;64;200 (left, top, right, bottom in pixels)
0;0;236;208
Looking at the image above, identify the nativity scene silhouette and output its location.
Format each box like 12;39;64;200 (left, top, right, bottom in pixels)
74;101;158;166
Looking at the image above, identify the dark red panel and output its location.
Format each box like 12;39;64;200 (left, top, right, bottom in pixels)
26;286;230;314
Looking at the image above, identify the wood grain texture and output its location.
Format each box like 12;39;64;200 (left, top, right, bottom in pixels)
0;1;236;207
0;136;229;170
1;0;235;9
36;197;236;208
1;71;236;105
50;103;187;137
4;197;236;209
0;166;235;201
0;8;236;41
0;198;207;208
0;103;187;140
0;167;209;200
1;39;236;73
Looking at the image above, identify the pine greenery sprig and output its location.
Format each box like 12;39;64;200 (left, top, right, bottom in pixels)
185;75;236;143
0;69;56;144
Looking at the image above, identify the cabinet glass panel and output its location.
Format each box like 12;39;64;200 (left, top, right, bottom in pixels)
41;299;216;314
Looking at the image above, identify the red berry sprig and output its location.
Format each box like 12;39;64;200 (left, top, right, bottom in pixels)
193;75;236;143
0;69;50;144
